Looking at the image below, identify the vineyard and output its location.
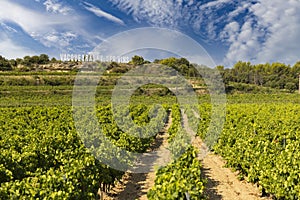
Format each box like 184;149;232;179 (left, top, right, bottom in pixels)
0;99;206;199
0;69;300;199
0;106;123;199
213;104;300;199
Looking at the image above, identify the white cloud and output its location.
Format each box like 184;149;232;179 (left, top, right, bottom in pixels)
221;0;300;65
0;0;299;65
0;22;18;33
92;27;215;67
0;34;36;59
0;0;78;34
34;31;78;47
0;0;94;56
108;0;142;17
200;0;232;9
250;0;300;64
227;2;250;19
83;2;125;26
43;0;72;15
223;19;262;64
0;2;49;33
107;0;184;27
106;0;230;39
107;0;300;65
220;21;240;42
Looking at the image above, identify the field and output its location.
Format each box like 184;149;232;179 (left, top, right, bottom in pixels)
0;69;300;199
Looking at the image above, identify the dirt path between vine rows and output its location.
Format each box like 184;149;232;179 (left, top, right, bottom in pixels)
101;112;172;200
182;110;271;200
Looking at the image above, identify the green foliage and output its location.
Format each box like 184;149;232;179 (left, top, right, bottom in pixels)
39;54;50;64
0;104;162;199
107;62;132;73
0;56;12;71
2;53;300;95
285;82;297;93
221;61;300;92
148;105;206;200
21;56;33;67
157;57;198;77
0;75;75;86
167;105;191;158
43;77;74;86
9;59;17;67
50;57;57;63
95;104;164;153
130;55;145;65
20;54;50;67
148;147;206;200
131;84;173;97
0;106;124;199
226;82;277;94
198;103;300;199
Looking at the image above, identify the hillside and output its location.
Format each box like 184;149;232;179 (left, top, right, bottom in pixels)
1;54;299;95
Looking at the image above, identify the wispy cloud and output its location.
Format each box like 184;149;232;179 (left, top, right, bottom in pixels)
0;22;18;33
83;2;125;26
0;0;78;34
106;0;230;37
92;27;215;67
251;0;300;64
0;0;299;65
220;0;300;65
33;31;78;48
0;0;95;56
43;0;72;15
200;0;232;9
107;0;184;27
0;33;36;59
108;0;300;65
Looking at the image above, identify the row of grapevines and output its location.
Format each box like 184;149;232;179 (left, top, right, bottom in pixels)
78;104;168;171
148;104;206;200
147;147;205;200
0;104;161;199
0;106;123;199
92;104;167;154
198;103;300;199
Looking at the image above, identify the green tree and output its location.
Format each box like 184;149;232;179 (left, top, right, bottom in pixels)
0;56;12;71
39;54;50;64
31;55;40;64
130;55;145;65
232;61;253;83
9;59;17;67
159;57;177;68
50;57;57;63
21;56;32;66
285;82;297;93
291;61;300;78
153;59;160;63
16;58;22;65
271;62;290;76
107;61;120;70
177;57;190;66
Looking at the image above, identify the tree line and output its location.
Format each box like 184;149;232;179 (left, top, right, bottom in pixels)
131;57;300;92
1;54;300;92
217;61;300;92
0;54;58;71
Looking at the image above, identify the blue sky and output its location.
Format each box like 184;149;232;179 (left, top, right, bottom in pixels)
0;0;299;67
